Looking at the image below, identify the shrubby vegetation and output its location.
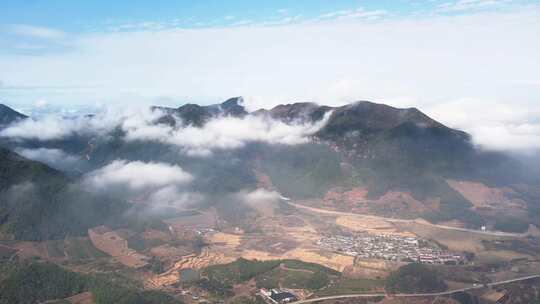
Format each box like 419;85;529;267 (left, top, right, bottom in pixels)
229;296;266;304
493;218;530;233
199;258;338;295
0;261;180;304
202;258;281;286
306;271;330;290
260;143;345;199
386;263;447;293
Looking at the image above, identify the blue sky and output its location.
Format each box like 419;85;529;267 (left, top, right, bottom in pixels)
1;1;540;150
0;1;431;32
2;0;536;33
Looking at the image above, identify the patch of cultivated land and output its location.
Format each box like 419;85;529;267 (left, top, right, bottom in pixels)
342;259;402;280
241;247;354;272
335;216;414;236
65;291;94;304
323;187;431;218
394;221;528;261
209;232;242;247
315;278;386;296
65;237;108;260
164;211;217;236
146;246;236;288
140;201;540;298
88;226;149;268
13;241;48;259
447;179;526;211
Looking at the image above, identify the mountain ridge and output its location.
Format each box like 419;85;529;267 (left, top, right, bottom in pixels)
0;104;27;127
0;98;538;233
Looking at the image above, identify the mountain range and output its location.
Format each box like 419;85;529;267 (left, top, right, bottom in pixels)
0;98;538;241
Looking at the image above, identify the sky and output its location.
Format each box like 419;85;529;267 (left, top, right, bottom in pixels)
1;0;540;151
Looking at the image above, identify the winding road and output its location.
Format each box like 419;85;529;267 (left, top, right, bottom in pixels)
292;274;540;303
286;201;527;238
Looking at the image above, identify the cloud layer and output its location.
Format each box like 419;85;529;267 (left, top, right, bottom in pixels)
83;159;198;210
1;7;539;153
15;147;81;170
236;188;281;216
423;98;540;151
84;159;193;191
1;106;331;155
124;110;332;156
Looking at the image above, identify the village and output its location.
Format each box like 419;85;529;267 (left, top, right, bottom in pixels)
316;233;464;265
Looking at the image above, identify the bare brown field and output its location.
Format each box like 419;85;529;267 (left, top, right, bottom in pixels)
436;219;467;228
394;222;531;262
242;235;298;254
66;292;94;304
447;180;527;211
278;215;307;227
145;272;181;289
142;229;172;242
322;187;430;218
13;242;48;259
208;232;242;247
164;211;217;237
146;246;236;288
168;247;235;270
396;222;487;252
335;216;414;237
88;226;149;268
149;244;194;259
242;247;354;271
342;258;401;279
481;289;506;302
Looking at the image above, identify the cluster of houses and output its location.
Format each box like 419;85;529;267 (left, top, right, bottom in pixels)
316;234;463;265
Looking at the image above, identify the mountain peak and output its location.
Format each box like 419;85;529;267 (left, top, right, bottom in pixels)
221;96;244;108
219;97;247;117
0;103;27;126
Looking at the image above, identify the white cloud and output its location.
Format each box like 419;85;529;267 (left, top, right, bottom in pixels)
0;103;330;155
0;116;80;140
437;0;512;12
237;188;281;216
2;8;538;108
9;24;67;40
0;106;151;140
124;110;332;156
316;8;388;21
1;7;540;152
83;159;198;209
33;99;48;108
230;19;253;26
423;98;540;151
15;147;80;169
146;185;200;206
84;159;193;191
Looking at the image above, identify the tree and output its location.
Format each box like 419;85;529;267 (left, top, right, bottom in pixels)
386;263;447;293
